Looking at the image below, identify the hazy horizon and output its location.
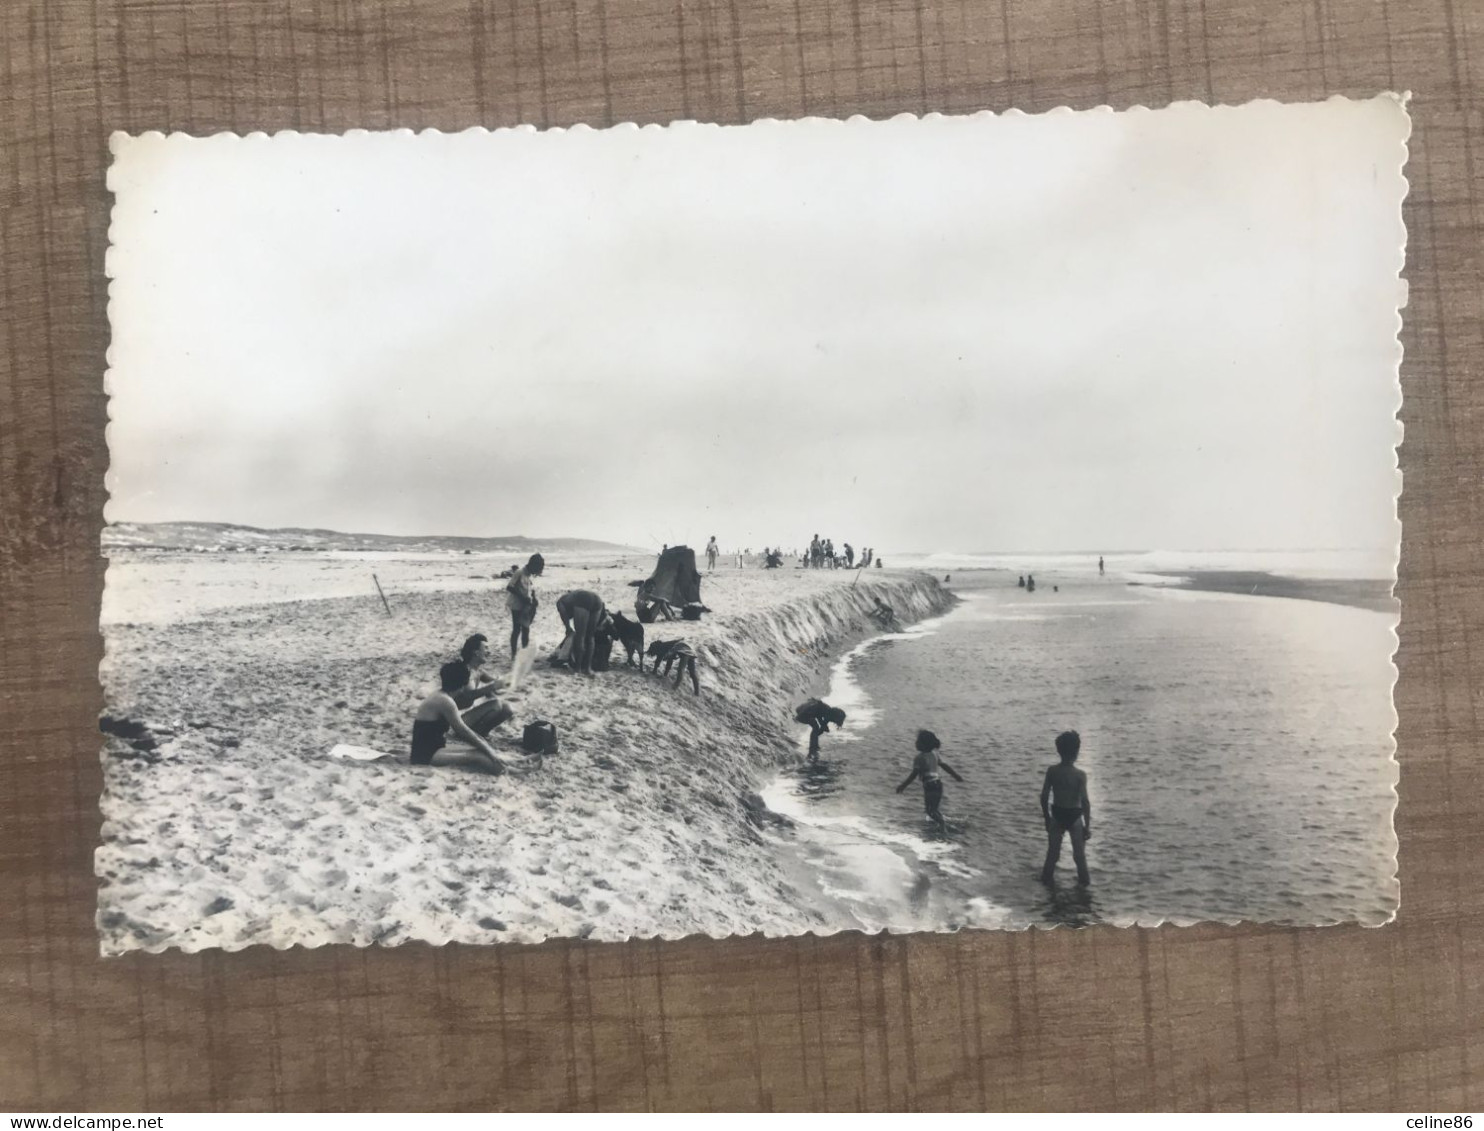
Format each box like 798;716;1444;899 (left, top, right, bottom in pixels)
106;517;1398;567
106;101;1406;557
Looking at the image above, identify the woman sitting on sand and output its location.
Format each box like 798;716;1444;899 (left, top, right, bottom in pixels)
411;661;536;774
555;589;607;676
453;634;514;734
505;553;545;659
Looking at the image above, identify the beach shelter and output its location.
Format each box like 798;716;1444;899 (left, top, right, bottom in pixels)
645;546;703;607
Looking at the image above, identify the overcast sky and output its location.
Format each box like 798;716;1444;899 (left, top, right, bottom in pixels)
105;98;1407;554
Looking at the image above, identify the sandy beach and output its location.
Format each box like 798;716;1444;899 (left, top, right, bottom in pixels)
97;557;954;954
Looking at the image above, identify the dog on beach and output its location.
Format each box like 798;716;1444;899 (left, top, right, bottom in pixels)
646;638;700;695
608;610;646;671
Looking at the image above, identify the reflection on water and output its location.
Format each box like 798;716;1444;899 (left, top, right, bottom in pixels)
1037;883;1099;929
793;757;847;803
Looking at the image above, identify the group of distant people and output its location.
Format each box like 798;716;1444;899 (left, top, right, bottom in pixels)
805;535;876;570
797;698;1093;885
703;537;876;571
1017;556;1106;595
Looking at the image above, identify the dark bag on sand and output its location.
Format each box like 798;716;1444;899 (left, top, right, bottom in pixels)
522;720;559;756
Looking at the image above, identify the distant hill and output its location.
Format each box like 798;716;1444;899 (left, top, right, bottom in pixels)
103;521;645;556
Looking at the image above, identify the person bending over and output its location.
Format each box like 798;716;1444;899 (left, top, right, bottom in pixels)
556;589;607;676
1040;730;1092;885
647;638;701;695
505;553;545;659
411;661;533;774
896;729;964;831
795;698;847;762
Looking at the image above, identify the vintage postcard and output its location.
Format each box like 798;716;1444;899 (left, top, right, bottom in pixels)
99;97;1407;953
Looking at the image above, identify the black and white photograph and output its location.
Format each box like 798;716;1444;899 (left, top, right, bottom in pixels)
98;97;1406;955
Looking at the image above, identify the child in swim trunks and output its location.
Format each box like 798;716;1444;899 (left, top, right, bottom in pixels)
896;729;964;831
1039;730;1092;885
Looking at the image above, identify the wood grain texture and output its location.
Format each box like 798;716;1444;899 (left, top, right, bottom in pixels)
1;0;1479;1112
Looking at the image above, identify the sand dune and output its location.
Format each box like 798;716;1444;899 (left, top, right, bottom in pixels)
97;562;954;953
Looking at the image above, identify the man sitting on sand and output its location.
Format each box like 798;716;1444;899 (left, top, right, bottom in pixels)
634;580;677;623
897;729;964;832
454;634;515;734
795;698;846;762
556;589;607;676
505;553;544;659
411;661;535;774
1040;730;1092;886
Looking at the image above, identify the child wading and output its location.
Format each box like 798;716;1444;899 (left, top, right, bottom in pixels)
896;729;963;831
1040;730;1092;885
794;698;846;761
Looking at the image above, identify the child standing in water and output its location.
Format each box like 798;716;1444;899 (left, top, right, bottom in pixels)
896;729;964;831
1040;730;1092;885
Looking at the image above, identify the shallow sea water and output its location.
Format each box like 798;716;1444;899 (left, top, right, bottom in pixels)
767;569;1399;931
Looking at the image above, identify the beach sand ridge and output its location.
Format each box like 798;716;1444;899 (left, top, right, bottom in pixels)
97;563;954;953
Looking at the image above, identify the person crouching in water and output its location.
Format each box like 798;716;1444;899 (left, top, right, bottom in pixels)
454;633;514;733
410;660;534;774
556;589;606;676
897;729;964;832
1040;730;1092;885
505;552;544;659
794;698;846;762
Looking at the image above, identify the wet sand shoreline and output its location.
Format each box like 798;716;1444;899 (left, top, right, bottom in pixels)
1134;570;1396;613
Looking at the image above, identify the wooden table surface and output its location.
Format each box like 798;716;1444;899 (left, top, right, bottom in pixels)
2;0;1479;1112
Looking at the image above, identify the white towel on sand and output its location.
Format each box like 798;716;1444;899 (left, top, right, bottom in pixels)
328;744;395;762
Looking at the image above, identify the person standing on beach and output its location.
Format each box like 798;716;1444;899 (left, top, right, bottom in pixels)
795;698;846;761
1099;556;1105;576
410;661;533;774
896;729;964;832
706;536;719;572
505;553;544;659
556;589;607;676
1040;730;1092;886
454;634;515;734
